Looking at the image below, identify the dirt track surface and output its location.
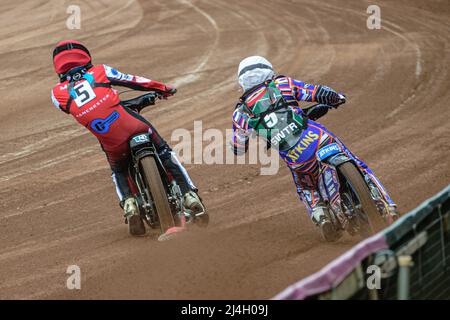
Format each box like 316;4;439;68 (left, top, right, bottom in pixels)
0;0;449;299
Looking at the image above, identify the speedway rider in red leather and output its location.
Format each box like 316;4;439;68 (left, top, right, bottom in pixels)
51;40;205;236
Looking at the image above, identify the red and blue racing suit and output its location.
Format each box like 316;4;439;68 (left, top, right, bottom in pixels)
51;64;196;202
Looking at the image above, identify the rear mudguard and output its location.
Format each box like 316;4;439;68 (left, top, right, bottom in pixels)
130;133;156;162
316;142;366;176
129;133;168;180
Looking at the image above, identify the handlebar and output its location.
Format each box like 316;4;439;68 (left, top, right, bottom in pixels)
120;92;158;113
328;93;346;108
119;88;178;113
335;93;346;105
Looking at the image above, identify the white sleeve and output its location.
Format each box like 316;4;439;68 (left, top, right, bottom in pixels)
103;64;133;82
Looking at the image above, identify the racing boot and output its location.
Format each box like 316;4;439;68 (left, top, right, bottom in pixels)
123;197;146;236
365;177;399;224
184;191;208;227
311;205;339;242
158;192;206;241
386;204;400;224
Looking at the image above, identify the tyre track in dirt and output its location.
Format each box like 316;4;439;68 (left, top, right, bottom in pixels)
0;0;448;299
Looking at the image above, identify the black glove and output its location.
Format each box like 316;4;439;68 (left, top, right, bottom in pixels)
141;93;156;106
121;93;156;112
315;85;340;106
305;104;330;121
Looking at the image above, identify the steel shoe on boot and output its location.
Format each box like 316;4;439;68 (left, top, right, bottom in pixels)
386;204;399;224
311;206;338;242
372;196;399;224
123;197;145;236
184;191;208;227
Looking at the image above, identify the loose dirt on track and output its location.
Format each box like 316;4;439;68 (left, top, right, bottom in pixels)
0;0;449;299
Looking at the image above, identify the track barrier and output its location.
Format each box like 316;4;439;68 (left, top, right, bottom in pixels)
274;184;450;300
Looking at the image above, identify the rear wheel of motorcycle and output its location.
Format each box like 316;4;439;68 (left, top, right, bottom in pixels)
338;162;386;234
140;156;175;234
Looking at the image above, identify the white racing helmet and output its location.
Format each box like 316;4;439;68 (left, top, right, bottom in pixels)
237;56;275;92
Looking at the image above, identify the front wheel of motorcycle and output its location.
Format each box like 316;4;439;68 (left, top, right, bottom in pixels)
140;156;175;235
338;162;386;236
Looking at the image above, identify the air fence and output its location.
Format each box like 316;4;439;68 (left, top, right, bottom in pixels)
274;184;450;300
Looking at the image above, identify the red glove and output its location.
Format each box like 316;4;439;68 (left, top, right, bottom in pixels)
162;85;177;99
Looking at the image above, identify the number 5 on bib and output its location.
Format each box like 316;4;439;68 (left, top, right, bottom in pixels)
73;81;96;107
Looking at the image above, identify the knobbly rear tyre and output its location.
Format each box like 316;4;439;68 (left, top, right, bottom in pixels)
140;156;175;234
338;162;386;234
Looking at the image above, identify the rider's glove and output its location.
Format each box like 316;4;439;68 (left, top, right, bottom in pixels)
141;93;156;107
305;104;330;121
121;93;156;113
162;85;177;99
314;85;340;106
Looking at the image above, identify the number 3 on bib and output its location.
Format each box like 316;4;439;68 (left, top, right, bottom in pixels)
73;81;96;107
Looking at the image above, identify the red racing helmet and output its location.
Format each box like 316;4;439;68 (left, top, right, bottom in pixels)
53;40;91;77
